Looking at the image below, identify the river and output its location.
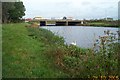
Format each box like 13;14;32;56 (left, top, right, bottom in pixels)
41;26;119;48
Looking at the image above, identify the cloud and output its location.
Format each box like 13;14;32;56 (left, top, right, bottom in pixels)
81;1;91;5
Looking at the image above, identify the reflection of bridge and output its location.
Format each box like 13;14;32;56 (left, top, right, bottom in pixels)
33;19;84;26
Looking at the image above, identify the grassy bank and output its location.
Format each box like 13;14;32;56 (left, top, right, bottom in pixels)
83;21;119;27
2;23;68;78
2;23;119;78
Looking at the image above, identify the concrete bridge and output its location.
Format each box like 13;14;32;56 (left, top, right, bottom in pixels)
32;19;84;26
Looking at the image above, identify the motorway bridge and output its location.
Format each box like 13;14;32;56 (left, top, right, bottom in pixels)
32;19;84;26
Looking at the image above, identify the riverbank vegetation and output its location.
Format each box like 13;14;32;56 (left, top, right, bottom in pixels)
84;20;119;27
2;23;119;78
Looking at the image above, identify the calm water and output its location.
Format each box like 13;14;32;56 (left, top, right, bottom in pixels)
41;26;118;48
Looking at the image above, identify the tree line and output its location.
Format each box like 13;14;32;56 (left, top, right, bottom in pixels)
2;2;25;23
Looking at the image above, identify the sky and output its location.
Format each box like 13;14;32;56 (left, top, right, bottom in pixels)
22;0;119;20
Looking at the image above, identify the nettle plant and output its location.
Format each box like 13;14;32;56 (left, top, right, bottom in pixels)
94;30;119;55
93;30;119;76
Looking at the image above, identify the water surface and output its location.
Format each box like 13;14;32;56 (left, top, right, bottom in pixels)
41;26;118;48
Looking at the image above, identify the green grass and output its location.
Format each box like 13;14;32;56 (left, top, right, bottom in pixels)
88;22;112;27
86;21;119;27
2;23;68;78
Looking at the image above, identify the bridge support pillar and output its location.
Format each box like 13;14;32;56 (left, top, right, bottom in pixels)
66;21;68;26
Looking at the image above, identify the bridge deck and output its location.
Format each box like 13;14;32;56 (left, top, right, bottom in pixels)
32;19;83;22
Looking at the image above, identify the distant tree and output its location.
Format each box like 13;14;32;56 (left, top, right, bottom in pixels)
2;2;25;23
63;16;67;20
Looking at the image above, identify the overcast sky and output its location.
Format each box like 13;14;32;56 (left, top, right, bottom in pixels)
22;0;119;20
